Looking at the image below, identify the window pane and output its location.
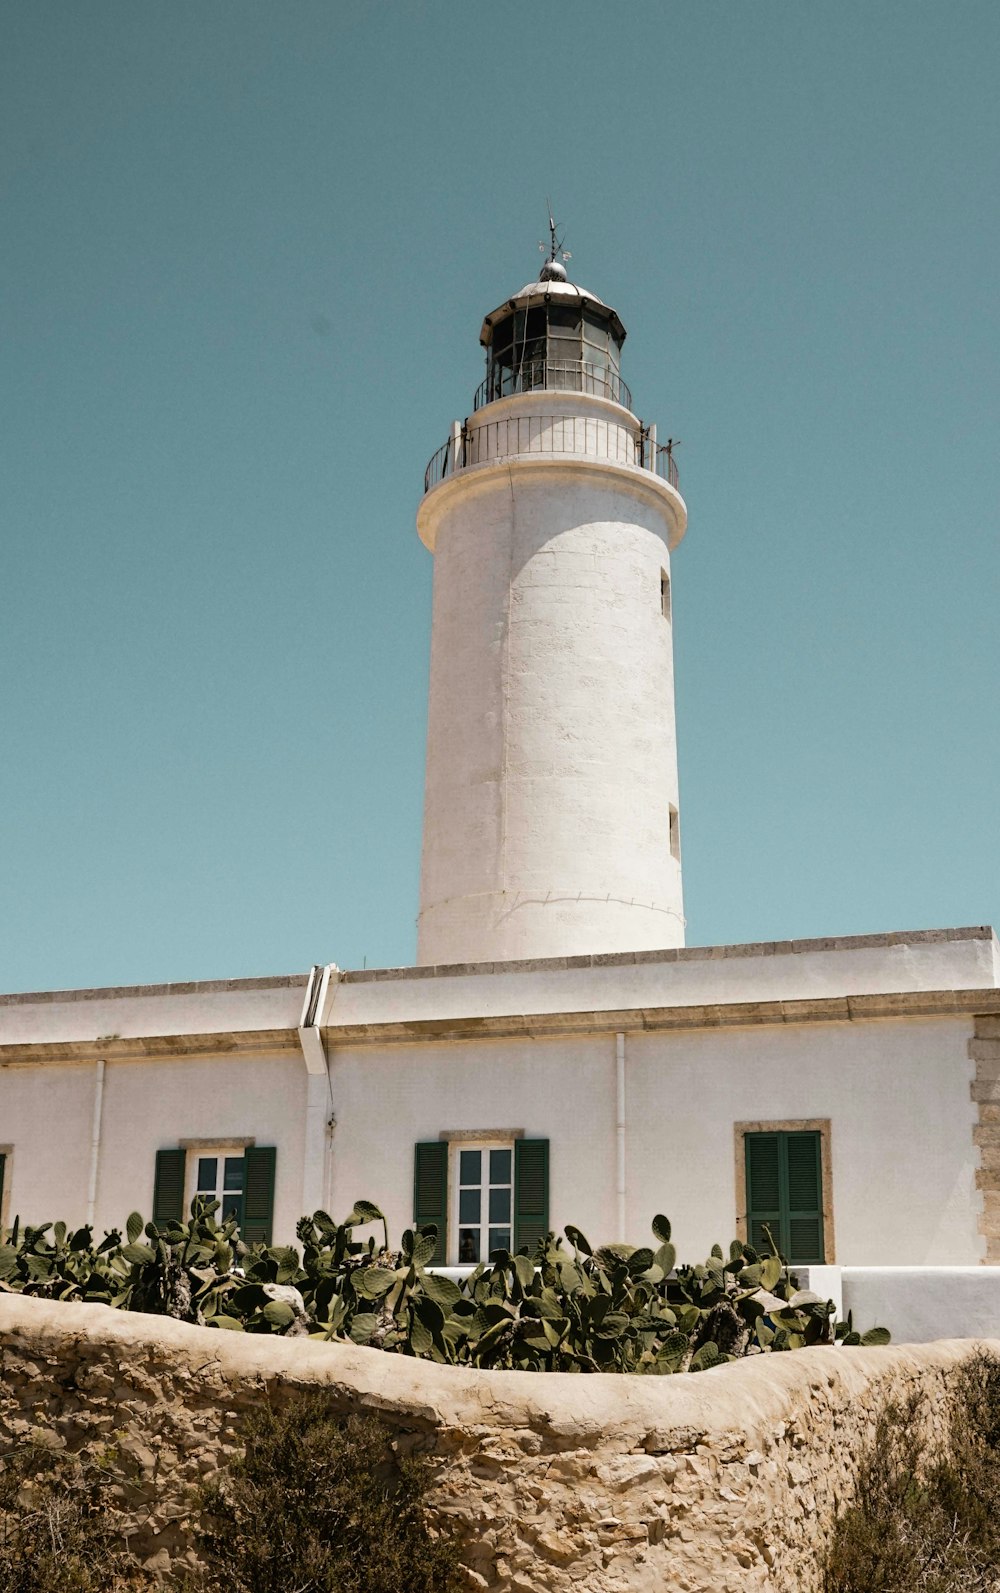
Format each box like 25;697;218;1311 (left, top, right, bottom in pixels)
458;1229;479;1263
197;1157;217;1192
222;1194;244;1226
223;1157;244;1191
524;308;546;341
491;314;513;354
459;1188;481;1223
548;305;580;331
488;1228;511;1256
489;1186;511;1222
490;1149;511;1184
459;1149;481;1185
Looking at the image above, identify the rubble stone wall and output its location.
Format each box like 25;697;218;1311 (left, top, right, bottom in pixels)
0;1297;990;1591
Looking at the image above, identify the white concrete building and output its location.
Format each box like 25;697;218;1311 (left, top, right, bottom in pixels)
2;260;998;1278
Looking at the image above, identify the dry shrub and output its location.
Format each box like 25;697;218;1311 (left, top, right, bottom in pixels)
0;1395;461;1593
0;1440;149;1592
198;1394;463;1593
825;1350;1000;1593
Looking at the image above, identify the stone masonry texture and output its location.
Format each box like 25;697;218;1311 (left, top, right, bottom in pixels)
0;1297;992;1590
973;1014;1000;1261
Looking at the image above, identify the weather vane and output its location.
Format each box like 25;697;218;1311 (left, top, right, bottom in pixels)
538;199;572;271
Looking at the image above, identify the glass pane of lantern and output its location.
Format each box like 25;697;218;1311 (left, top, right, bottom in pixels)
491;315;513;355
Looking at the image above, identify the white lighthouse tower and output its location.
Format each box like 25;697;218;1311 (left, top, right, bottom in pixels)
415;247;687;966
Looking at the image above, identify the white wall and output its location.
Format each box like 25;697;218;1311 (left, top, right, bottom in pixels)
328;1034;618;1257
330;929;1000;1029
0;1063;95;1226
0;1052;308;1242
0;1004;985;1265
0;977;306;1048
625;1016;979;1263
328;1013;981;1266
842;1267;1000;1341
416;419;687;965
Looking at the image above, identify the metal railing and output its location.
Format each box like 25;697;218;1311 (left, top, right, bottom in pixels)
653;441;680;489
474;359;632;413
424;414;680;495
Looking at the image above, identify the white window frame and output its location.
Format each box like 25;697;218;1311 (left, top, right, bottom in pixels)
449;1137;515;1266
186;1145;248;1227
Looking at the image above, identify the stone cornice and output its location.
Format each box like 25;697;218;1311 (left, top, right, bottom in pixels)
319;986;1000;1047
0;1028;299;1068
2;987;999;1066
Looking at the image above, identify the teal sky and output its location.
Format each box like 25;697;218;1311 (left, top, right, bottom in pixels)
2;2;998;991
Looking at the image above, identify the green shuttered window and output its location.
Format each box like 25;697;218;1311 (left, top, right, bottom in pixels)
413;1138;549;1264
0;1151;6;1222
152;1148;186;1226
242;1147;277;1246
745;1131;824;1264
152;1146;276;1244
413;1142;448;1264
514;1139;549;1255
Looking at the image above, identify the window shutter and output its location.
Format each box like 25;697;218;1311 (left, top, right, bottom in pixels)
242;1147;276;1246
745;1133;782;1256
785;1132;824;1264
413;1142;448;1264
152;1148;186;1228
514;1138;549;1256
0;1152;6;1226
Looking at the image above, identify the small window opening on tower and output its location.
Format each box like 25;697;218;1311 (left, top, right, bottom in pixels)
669;805;681;862
660;570;671;621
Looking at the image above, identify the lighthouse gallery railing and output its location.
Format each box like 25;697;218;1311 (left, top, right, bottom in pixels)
424;415;679;495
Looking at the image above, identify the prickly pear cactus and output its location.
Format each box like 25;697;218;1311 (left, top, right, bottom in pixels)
0;1203;890;1369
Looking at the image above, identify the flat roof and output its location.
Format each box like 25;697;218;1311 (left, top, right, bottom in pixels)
0;926;993;1006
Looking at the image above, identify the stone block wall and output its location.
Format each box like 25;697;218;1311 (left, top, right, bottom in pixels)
0;1296;991;1591
973;1014;1000;1260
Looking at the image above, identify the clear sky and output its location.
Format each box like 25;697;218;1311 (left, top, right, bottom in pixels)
2;2;998;992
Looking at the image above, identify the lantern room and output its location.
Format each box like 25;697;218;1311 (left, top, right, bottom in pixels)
477;260;631;411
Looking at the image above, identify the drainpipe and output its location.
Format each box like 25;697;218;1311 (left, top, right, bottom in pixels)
616;1033;626;1243
298;963;337;1076
298;965;339;1217
86;1058;105;1227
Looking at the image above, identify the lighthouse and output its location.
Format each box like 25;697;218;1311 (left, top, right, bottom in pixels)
415;250;688;966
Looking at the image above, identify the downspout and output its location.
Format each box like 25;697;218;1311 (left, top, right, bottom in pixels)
616;1032;626;1243
298;964;339;1216
298;963;337;1077
86;1058;105;1227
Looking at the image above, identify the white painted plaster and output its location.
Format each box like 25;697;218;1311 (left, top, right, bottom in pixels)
328;931;1000;1031
0;1003;986;1260
0;1053;307;1240
319;1014;981;1265
0;979;305;1048
842;1268;1000;1343
301;1070;331;1217
625;1017;980;1264
0;1064;95;1224
0;934;993;1051
415;386;687;966
328;1034;619;1263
